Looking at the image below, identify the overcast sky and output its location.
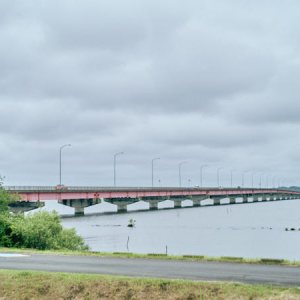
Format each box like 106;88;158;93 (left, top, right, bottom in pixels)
1;0;300;188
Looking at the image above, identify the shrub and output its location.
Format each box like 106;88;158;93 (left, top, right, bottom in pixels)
0;213;13;247
9;210;89;251
0;175;88;251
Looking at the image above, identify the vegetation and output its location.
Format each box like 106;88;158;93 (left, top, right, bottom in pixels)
128;218;136;227
0;175;19;213
0;269;299;300
1;247;300;266
0;176;88;251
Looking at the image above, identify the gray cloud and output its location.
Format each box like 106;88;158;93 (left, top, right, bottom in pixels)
0;0;299;187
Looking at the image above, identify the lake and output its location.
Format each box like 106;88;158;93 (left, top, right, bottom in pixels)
42;198;300;260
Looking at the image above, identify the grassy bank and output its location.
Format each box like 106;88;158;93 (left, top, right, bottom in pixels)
1;247;300;266
0;269;299;300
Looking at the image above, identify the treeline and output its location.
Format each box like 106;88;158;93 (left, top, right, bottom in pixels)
0;176;88;251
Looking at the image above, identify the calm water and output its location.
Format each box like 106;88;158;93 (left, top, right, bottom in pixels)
42;199;300;260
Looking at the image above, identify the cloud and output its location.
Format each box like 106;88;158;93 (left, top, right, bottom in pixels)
0;0;299;187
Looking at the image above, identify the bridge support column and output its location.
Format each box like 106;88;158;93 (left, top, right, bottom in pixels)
229;197;236;204
103;198;138;213
192;195;208;207
253;195;259;202
117;203;128;212
58;198;101;216
149;201;159;210
174;200;182;208
213;198;221;205
262;195;267;202
143;197;166;210
269;195;274;201
9;201;45;214
242;196;248;203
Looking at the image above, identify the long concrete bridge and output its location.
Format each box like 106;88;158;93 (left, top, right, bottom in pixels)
3;186;300;215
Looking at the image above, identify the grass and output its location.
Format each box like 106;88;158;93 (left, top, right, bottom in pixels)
1;247;300;266
0;269;299;300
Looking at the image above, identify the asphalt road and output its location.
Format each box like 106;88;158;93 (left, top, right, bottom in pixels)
0;253;300;287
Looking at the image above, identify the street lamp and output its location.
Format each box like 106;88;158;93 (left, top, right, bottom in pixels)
217;167;224;187
266;174;272;188
59;144;71;186
272;176;276;188
179;161;187;187
200;165;207;188
251;172;256;188
231;169;236;188
259;173;264;188
114;152;124;187
151;157;160;187
242;171;249;188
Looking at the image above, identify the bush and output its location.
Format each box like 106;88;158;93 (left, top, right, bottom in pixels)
9;210;89;251
0;175;19;213
0;175;88;251
0;213;13;247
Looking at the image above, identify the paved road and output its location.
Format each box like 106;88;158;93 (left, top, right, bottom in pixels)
0;253;300;287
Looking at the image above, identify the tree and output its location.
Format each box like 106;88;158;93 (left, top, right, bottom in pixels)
0;175;19;213
9;210;88;251
0;175;88;251
0;175;19;247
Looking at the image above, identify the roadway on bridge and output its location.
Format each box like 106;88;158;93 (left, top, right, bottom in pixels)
0;253;300;287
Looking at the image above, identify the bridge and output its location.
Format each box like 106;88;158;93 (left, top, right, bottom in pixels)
4;186;300;215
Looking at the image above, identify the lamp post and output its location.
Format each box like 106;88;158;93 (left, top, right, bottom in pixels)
200;165;207;188
217;167;224;187
242;171;249;188
179;161;187;187
259;173;264;188
231;169;236;188
151;157;160;187
114;152;124;187
266;174;272;188
59;144;71;186
273;176;277;189
251;172;255;188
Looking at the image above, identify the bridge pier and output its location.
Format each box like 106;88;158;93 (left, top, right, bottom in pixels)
142;197;167;210
103;198;138;213
58;198;101;215
9;201;45;214
173;200;182;208
269;195;275;201
253;195;259;202
262;195;267;202
212;198;221;205
242;196;248;203
192;195;209;207
229;197;236;204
